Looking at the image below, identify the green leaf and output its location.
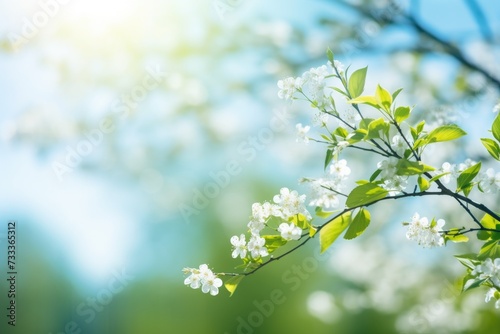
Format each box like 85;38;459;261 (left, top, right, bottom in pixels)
478;214;500;240
444;233;469;243
262;235;288;253
493;113;500;142
332;87;349;97
327;48;334;64
394;106;411;124
463;277;488;292
224;275;244;297
375;84;392;111
454;253;479;271
478;240;500;260
392;88;403;101
369;169;382;182
346;183;388;208
426;125;467;144
335;127;349;138
320;212;352;253
315;207;336;219
481;213;499;229
396;159;435;176
324;149;334;170
358;118;373;130
417;175;430;191
347;129;367;143
410;121;426;142
429;173;449;183
348;95;379;108
365;118;388;140
456;162;481;192
320;134;333;142
348;67;368;98
480;138;500;161
344;208;371;240
416;121;425;133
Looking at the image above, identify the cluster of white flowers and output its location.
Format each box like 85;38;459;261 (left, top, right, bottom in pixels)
478;168;500;193
231;188;312;261
472;258;500;286
438;159;477;184
471;258;500;308
405;213;445;248
277;77;303;100
377;157;407;195
277;60;345;107
183;264;223;296
308;159;351;210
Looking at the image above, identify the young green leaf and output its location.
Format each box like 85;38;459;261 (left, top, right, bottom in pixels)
463;277;488;292
417;175;430;191
327;48;334;64
425;125;467;143
320;212;352;253
480;138;500;161
324;149;334;170
315;206;337;219
224;275;244;297
454;253;479;271
348;67;368;98
262;235;288;253
396;159;435;176
444;233;469;243
456;162;481;192
346;183;388;208
365;118;388;140
493;113;500;142
375;84;392;111
478;240;500;260
348;95;379;108
394;106;411;124
392;88;403;102
344;208;371;240
335;127;349;138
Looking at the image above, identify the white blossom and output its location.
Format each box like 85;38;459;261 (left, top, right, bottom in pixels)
183;264;223;296
308;178;341;209
439;162;453;184
278;222;302;241
183;271;201;289
277;77;302;100
273;187;311;220
382;175;408;196
472;258;500;287
329;159;351;180
296;123;311;143
247;235;269;258
405;213;445;248
201;274;223;296
478;168;500;193
391;135;406;156
301;65;329;106
230;234;247;259
377;157;399;179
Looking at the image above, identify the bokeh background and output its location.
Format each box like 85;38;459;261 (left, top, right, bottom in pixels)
1;0;500;333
